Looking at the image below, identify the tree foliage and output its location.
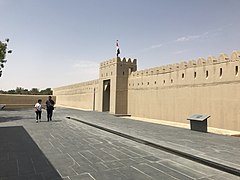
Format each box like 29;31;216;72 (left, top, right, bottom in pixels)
0;87;53;95
0;39;12;77
0;42;7;61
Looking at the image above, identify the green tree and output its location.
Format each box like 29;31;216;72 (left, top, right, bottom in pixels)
15;87;25;94
30;88;39;95
0;39;12;77
22;89;29;95
40;88;52;95
7;89;16;94
0;87;52;95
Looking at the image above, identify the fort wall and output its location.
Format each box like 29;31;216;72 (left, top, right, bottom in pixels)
53;50;240;131
53;79;99;110
128;51;240;131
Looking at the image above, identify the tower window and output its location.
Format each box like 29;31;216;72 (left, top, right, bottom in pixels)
219;68;223;78
235;66;239;76
194;71;197;79
206;70;209;79
182;73;185;79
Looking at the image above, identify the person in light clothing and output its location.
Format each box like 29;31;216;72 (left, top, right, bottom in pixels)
35;99;43;123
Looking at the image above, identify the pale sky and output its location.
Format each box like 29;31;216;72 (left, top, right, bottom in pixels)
1;0;240;90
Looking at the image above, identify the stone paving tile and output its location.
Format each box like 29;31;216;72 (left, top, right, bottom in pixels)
110;140;135;149
84;138;102;144
62;177;71;180
79;150;103;164
89;142;110;150
41;170;62;180
87;162;108;172
147;162;193;180
101;147;131;160
67;152;91;165
57;145;83;154
121;145;151;157
18;158;35;176
1;174;44;180
70;173;95;180
208;173;240;180
159;159;207;179
142;155;161;162
56;166;78;178
32;157;54;173
171;156;225;176
132;163;177;180
47;154;74;168
0;160;18;177
116;147;141;158
1;109;240;180
133;144;179;161
90;149;118;162
91;169;126;180
116;166;153;180
117;158;141;167
71;162;96;174
103;160;125;169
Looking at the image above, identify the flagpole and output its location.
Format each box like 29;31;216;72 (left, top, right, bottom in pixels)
116;40;120;58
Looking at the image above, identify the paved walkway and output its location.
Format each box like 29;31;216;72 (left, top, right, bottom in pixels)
0;108;239;180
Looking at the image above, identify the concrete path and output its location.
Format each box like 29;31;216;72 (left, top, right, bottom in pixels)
0;108;239;180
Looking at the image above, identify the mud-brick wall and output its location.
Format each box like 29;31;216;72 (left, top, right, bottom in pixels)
0;94;55;109
128;52;240;131
53;80;99;111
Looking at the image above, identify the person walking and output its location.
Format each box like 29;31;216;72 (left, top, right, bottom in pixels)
35;99;43;123
46;96;55;121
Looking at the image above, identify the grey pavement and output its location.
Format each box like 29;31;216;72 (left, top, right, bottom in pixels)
0;108;239;180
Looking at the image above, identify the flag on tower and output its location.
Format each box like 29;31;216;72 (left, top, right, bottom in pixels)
116;40;120;57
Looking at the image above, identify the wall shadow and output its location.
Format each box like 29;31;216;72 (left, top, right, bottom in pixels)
0;116;24;123
0;126;62;179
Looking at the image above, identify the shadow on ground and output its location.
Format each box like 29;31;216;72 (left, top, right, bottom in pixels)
0;116;24;123
0;126;62;179
0;116;35;123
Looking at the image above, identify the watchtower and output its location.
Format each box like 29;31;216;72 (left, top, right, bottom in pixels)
98;57;137;114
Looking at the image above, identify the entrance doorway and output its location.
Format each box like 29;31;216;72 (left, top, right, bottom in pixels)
102;80;110;112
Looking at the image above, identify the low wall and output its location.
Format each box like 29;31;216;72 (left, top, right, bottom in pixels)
0;94;56;109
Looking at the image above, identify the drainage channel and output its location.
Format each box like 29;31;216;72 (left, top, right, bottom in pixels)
66;116;240;177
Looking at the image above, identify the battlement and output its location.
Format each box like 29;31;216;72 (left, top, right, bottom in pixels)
131;51;240;77
100;57;137;68
53;79;99;91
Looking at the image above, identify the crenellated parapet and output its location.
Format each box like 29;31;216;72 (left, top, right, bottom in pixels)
231;51;240;61
131;51;240;77
99;57;137;79
53;79;99;96
100;57;137;68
